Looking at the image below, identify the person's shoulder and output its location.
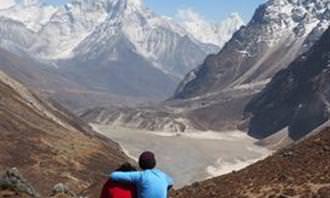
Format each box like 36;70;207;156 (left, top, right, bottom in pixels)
153;169;170;177
151;168;163;173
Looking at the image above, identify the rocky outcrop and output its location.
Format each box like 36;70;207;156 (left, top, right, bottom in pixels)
0;170;79;198
0;168;38;198
245;27;330;140
50;183;76;198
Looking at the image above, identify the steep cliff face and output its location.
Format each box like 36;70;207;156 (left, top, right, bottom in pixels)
0;70;128;196
245;27;330;140
175;0;330;99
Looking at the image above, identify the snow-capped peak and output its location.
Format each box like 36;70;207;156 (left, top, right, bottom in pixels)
0;0;244;78
69;0;144;11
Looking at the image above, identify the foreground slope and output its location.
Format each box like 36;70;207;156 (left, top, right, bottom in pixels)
173;126;330;198
0;70;128;196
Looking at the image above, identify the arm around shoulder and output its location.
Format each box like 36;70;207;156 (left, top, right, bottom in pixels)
111;171;142;184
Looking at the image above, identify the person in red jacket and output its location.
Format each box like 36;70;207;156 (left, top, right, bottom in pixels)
101;163;137;198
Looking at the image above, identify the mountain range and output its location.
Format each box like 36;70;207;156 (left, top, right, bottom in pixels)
82;0;330;147
0;0;243;108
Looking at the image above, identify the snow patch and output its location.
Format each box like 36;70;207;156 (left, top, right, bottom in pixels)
182;131;254;141
207;157;264;177
207;146;270;177
232;79;271;90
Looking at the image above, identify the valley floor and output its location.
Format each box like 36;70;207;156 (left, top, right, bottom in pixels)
92;125;270;188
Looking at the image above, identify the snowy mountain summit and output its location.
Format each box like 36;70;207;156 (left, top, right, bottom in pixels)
0;0;243;78
0;0;244;102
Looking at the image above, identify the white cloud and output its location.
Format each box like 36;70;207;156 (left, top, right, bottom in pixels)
175;8;244;47
176;8;208;26
0;0;15;9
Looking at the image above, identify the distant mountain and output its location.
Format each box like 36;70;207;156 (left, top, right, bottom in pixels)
174;0;330;99
82;0;330;134
0;0;243;104
244;26;330;141
173;125;330;197
0;68;128;197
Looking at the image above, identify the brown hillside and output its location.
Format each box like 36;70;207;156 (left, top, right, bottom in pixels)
0;70;128;197
173;127;330;198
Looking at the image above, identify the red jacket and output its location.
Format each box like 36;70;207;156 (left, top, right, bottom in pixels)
100;180;137;198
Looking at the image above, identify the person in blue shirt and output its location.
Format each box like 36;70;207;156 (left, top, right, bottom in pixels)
111;151;174;198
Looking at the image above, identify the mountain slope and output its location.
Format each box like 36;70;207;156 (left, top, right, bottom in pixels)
174;0;330;99
0;69;128;196
244;26;330;140
55;0;219;85
173;126;330;197
60;31;178;99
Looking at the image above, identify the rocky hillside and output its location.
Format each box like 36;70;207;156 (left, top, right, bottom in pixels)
173;126;330;198
0;46;152;112
80;85;258;133
245;26;330;141
0;70;128;197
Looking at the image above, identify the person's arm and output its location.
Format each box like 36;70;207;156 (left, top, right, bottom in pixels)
111;171;141;184
166;175;174;191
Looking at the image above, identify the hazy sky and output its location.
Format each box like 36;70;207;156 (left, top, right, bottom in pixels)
44;0;265;22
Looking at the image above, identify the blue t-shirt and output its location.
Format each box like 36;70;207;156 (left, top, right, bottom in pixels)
111;169;174;198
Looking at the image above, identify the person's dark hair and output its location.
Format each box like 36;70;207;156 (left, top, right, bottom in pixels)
116;162;137;172
139;151;156;170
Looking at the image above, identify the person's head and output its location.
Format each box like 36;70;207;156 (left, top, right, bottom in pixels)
116;162;137;172
138;151;156;170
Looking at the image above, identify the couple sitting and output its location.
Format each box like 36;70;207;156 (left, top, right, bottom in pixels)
101;151;173;198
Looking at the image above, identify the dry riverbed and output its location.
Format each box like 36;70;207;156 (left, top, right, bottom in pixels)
92;124;270;188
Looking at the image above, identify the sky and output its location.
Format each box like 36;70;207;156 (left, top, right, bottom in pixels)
43;0;265;23
144;0;265;22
